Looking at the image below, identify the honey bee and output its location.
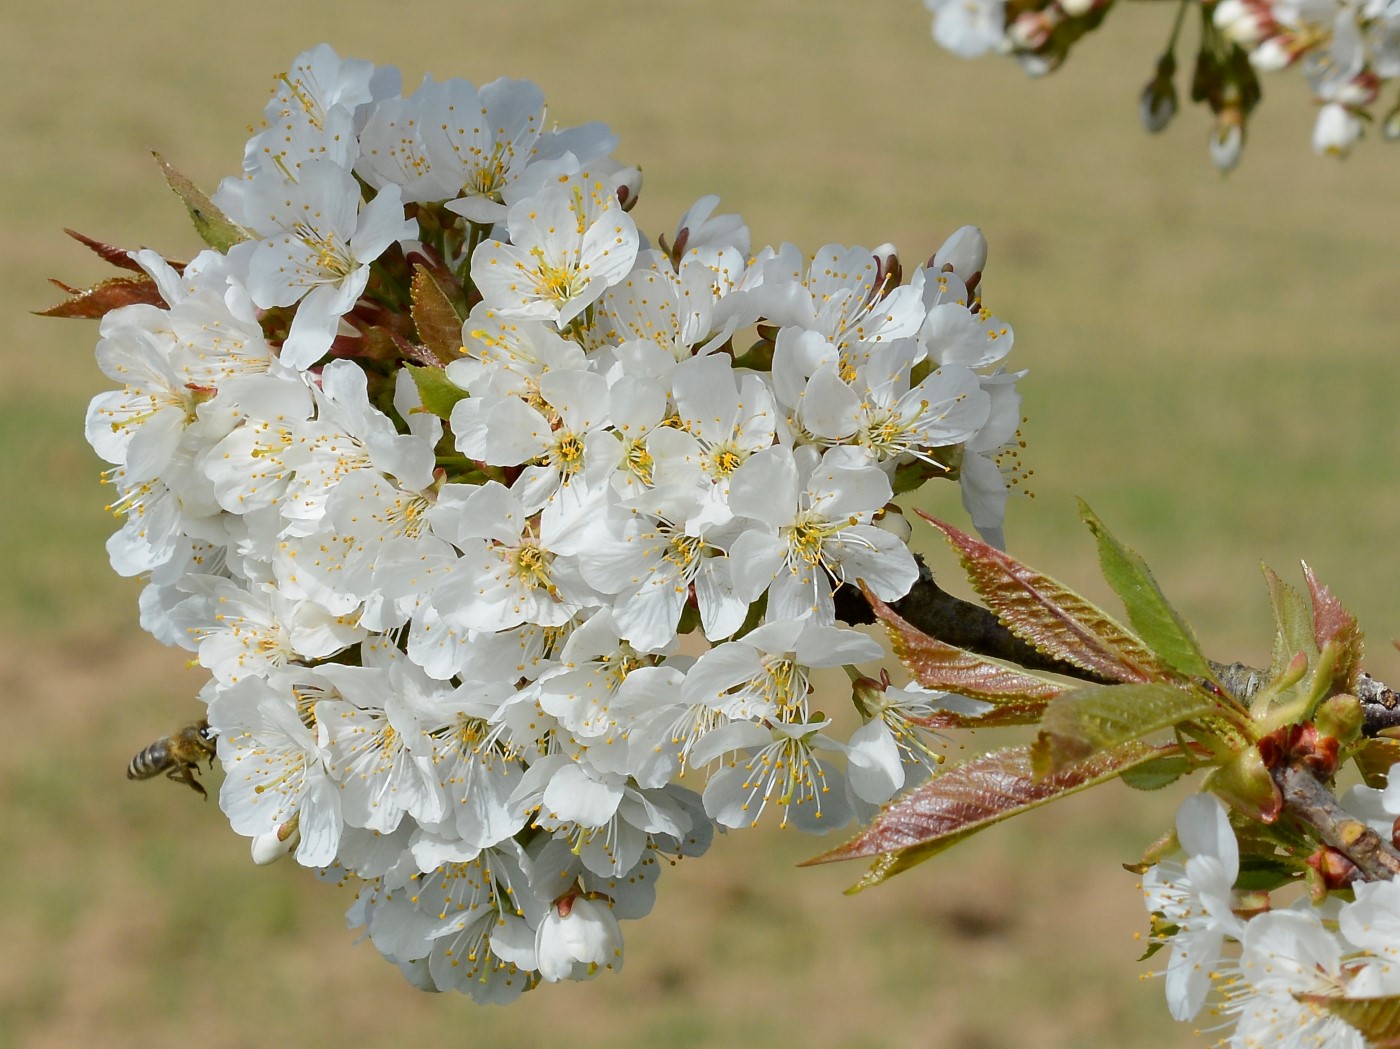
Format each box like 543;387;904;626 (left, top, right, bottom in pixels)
126;719;218;798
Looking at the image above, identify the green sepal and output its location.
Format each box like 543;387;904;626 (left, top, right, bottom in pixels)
405;365;467;421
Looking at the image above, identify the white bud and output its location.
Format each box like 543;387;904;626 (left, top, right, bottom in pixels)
251;821;299;865
1382;105;1400;140
1249;36;1293;72
1214;0;1271;47
1312;103;1363;157
1058;0;1095;17
933;225;988;285
1209;121;1245;173
871;507;912;544
614;166;643;212
1139;77;1177;133
536;896;624;983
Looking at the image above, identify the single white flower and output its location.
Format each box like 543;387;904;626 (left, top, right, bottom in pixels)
1141;793;1246;1021
470;166;639;327
536;895;624;983
236;159;415;369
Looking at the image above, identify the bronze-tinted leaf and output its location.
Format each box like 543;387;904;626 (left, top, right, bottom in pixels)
803;740;1167;890
36;275;164;318
910;701;1050;729
63;228;147;273
920;513;1165;684
863;583;1062;706
410;265;466;361
1302;561;1363;691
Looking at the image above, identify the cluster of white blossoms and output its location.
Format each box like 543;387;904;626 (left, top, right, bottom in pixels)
1212;0;1400;155
1143;787;1400;1047
920;0;1400;161
86;45;1023;1000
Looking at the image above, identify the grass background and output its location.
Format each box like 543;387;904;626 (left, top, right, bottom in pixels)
2;2;1397;1047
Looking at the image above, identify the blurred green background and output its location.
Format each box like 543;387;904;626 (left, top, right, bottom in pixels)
2;2;1396;1047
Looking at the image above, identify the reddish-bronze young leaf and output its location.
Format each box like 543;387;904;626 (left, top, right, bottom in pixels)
1295;994;1400;1047
909;701;1051;729
863;583;1063;706
920;513;1166;684
37;275;165;318
803;740;1168;890
410;265;466;362
63;229;147;273
1302;561;1363;691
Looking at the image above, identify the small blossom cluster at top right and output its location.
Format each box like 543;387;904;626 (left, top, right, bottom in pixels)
920;0;1400;164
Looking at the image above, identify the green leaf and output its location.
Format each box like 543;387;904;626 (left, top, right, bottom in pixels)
862;583;1062;707
410;265;466;363
1118;753;1193;791
1079;501;1212;679
1294;994;1400;1047
802;740;1167;891
405;365;467;421
921;513;1167;684
152;152;247;252
1263;564;1315;680
1032;681;1222;774
1234;853;1299;893
1302;561;1364;692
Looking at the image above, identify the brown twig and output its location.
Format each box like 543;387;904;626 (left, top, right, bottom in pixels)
1272;763;1400;881
835;559;1116;685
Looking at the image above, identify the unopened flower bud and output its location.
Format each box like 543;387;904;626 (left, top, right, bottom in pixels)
1209;112;1246;173
1305;846;1358;896
1382;102;1400;140
536;895;623;983
871;243;902;292
1058;0;1097;17
871;505;912;544
614;166;643;212
1249;35;1294;72
1313;103;1365;157
1139;53;1178;134
1314;692;1362;746
251;818;300;865
1007;9;1060;51
932;225;987;292
1213;0;1273;48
